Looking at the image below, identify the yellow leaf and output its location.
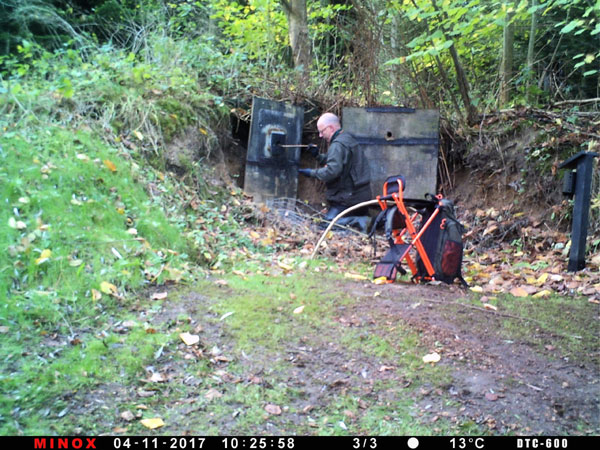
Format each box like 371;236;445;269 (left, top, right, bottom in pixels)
344;273;367;281
103;159;117;172
179;332;200;346
91;289;102;301
533;289;553;298
470;286;484;293
536;273;549;285
422;352;441;364
35;249;52;265
100;281;117;294
199;128;208;136
278;262;293;272
293;305;305;314
133;130;144;140
69;259;83;267
373;276;388;285
140;418;164;429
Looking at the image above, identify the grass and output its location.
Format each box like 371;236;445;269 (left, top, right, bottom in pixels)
456;290;599;365
0;123;202;434
135;269;473;436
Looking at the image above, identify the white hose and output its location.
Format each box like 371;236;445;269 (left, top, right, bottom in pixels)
309;199;383;259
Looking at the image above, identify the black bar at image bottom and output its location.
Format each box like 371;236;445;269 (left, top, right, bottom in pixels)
1;435;596;450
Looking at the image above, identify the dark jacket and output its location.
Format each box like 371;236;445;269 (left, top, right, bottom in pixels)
314;130;371;207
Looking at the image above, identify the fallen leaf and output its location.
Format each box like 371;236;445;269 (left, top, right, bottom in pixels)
151;292;168;300
483;303;497;311
373;276;388;285
179;332;200;346
278;262;293;272
470;286;484;293
205;389;222;400
35;249;52;265
219;311;234;321
149;372;165;383
103;159;117;172
140;418;164;429
509;286;529;297
533;289;553;298
422;352;441;364
91;289;102;301
378;365;395;372
536;273;549;285
344;272;368;280
293;305;305;314
100;281;118;295
133;130;144;141
0;326;9;333
485;392;499;401
265;404;282;415
8;217;27;229
120;411;135;421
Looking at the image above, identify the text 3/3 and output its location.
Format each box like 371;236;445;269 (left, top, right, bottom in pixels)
352;438;377;449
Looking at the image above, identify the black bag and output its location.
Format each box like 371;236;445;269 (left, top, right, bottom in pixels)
416;198;467;286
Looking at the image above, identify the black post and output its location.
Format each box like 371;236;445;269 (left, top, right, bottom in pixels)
558;151;598;272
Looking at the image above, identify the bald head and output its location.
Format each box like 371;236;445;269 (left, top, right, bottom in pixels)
317;113;340;129
317;113;341;143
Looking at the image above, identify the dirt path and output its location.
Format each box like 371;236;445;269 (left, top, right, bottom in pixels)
74;276;598;435
339;282;599;434
148;280;598;435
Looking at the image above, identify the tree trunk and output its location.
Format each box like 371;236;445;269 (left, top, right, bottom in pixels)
500;4;515;105
526;0;537;101
431;0;478;125
280;0;311;74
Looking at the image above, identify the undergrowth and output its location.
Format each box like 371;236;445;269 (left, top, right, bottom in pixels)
0;38;264;435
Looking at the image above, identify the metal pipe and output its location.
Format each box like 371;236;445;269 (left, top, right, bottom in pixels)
278;144;310;148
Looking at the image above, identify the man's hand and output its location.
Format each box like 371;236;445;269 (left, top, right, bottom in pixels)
306;144;319;157
298;168;314;177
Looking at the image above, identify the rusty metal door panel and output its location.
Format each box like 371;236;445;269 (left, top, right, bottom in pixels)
342;107;439;200
244;97;304;204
